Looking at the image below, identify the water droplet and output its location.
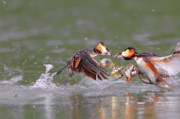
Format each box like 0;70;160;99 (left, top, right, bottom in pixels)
2;1;7;4
152;9;155;12
84;37;88;41
44;64;54;73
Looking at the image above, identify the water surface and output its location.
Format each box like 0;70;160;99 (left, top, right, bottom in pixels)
0;0;180;119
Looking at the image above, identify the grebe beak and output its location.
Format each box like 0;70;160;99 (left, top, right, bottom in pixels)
114;47;136;60
93;42;112;56
114;52;123;59
107;51;112;56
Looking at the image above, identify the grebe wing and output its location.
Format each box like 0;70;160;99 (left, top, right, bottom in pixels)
79;52;110;80
149;42;180;76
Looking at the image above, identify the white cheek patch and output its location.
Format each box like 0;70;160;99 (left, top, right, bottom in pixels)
121;51;126;56
122;50;129;57
102;46;107;53
97;45;107;54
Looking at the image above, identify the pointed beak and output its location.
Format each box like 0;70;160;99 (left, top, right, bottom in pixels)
102;51;112;56
107;51;112;56
101;46;112;56
114;52;122;59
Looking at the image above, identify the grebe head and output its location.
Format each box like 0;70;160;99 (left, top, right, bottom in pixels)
93;42;112;56
114;47;136;60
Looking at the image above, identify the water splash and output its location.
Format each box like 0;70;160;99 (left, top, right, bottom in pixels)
32;64;57;88
0;75;23;85
44;64;54;73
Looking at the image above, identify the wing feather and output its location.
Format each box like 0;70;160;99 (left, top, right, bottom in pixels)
78;52;110;80
149;42;180;76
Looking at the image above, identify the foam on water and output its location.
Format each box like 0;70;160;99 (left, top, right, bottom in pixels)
0;75;23;85
30;63;180;93
0;63;180;105
32;64;57;88
77;77;124;89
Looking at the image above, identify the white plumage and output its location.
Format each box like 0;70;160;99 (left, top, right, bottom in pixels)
149;42;180;76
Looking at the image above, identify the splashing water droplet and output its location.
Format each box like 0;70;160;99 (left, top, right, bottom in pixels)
44;64;54;73
32;64;56;88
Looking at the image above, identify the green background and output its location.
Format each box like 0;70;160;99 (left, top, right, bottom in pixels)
0;0;180;119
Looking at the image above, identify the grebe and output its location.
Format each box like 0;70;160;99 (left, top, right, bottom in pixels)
56;42;112;81
114;42;180;88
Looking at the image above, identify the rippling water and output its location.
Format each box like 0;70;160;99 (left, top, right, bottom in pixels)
0;0;180;119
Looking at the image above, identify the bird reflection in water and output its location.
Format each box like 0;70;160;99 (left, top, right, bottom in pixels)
68;92;164;119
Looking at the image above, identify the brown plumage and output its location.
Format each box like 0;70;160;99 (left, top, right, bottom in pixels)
56;42;112;81
67;49;110;80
